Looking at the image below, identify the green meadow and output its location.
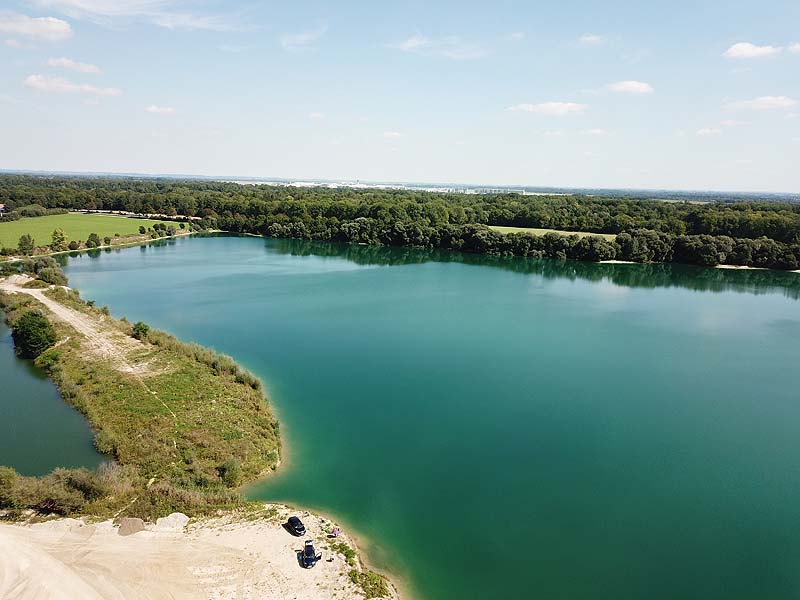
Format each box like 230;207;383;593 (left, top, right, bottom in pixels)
489;225;617;240
0;214;175;247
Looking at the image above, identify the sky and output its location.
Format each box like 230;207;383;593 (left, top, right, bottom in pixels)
0;0;799;192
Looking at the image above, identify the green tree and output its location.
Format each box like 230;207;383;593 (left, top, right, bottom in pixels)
103;236;112;246
51;228;68;252
68;240;80;251
138;225;146;234
85;232;101;248
11;311;56;358
17;234;35;256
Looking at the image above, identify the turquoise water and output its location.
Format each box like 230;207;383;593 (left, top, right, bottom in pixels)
0;319;103;475
62;236;800;599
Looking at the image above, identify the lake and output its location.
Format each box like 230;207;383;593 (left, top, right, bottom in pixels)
53;235;800;598
0;319;102;476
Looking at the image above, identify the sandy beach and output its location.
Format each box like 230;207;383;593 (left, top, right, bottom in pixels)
0;504;399;600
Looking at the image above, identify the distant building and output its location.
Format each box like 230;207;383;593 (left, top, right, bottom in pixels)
0;204;6;214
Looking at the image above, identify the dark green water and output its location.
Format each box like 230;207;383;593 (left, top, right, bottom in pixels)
62;236;800;600
0;320;103;475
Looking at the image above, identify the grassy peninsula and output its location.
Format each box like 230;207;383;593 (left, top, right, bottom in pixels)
0;278;280;519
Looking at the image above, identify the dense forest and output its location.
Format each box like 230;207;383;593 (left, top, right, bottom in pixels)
1;175;799;269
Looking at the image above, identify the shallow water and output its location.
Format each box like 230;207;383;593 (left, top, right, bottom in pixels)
62;235;800;600
0;319;103;475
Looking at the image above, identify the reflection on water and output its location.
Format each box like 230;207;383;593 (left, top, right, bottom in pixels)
265;236;800;300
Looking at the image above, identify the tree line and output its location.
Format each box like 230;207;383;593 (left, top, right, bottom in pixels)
1;175;799;269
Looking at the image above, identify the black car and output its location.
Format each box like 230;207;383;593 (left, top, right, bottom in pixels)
301;540;322;568
287;516;306;536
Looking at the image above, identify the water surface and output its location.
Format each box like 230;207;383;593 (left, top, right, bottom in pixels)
0;319;103;475
63;236;800;600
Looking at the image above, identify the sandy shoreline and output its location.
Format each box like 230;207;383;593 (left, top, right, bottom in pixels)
0;504;399;600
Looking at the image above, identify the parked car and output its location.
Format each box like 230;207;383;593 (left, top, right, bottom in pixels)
301;540;322;568
287;516;306;536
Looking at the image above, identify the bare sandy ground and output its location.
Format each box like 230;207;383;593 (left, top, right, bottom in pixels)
0;505;398;600
0;275;154;376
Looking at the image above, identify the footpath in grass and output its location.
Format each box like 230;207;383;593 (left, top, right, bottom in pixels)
489;225;617;240
0;283;280;519
0;213;176;247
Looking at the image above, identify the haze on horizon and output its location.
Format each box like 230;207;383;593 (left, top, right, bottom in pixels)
1;0;799;193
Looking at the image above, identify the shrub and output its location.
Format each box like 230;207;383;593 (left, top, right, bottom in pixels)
103;236;111;246
37;267;68;286
218;458;242;487
11;310;57;358
132;321;150;340
33;256;58;273
14;204;47;218
348;570;389;599
17;234;35;256
68;240;80;251
138;226;146;234
85;233;101;248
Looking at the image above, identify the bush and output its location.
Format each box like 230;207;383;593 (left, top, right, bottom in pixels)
37;267;68;286
132;321;150;340
85;233;101;248
13;204;47;218
103;236;112;246
139;225;146;234
11;311;57;358
68;240;80;251
17;234;35;256
218;458;242;487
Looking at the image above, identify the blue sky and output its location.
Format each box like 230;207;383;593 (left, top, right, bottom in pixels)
1;0;799;191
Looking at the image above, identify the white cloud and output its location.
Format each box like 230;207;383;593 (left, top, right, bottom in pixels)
24;73;121;96
393;34;487;60
696;120;740;136
608;80;654;94
308;112;324;120
579;33;604;45
383;131;403;139
507;102;587;116
47;57;102;74
145;104;176;115
5;38;23;48
581;128;609;136
542;130;564;137
30;0;232;31
696;128;722;136
790;43;800;54
0;11;72;41
723;42;782;59
727;95;797;110
508;32;525;40
280;26;327;49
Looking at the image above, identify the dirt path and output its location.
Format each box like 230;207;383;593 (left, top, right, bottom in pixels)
0;275;150;375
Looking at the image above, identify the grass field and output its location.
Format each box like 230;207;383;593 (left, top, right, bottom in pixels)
489;225;617;241
0;213;175;247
